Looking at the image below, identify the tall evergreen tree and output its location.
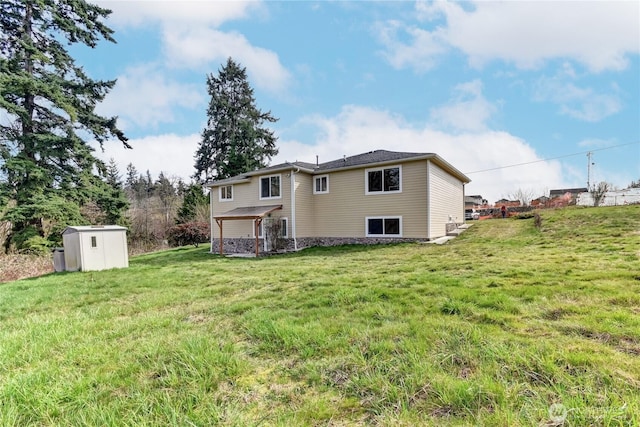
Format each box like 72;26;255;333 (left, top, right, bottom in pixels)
176;183;207;224
0;0;129;249
193;58;278;183
106;158;122;189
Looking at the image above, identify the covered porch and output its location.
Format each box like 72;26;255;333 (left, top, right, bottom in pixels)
213;205;282;256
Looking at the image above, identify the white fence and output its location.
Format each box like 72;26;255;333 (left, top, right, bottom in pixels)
576;188;640;206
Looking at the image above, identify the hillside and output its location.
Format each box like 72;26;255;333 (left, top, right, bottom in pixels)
1;205;639;426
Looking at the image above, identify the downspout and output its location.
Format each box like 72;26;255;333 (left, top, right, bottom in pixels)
290;166;300;251
209;186;215;253
426;160;431;240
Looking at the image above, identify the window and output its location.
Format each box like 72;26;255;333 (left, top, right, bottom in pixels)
314;175;329;194
90;236;97;248
260;175;281;199
219;185;233;201
366;166;401;194
366;217;402;237
254;217;288;238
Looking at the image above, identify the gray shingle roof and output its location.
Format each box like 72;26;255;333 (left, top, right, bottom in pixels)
317;150;431;171
206;149;469;186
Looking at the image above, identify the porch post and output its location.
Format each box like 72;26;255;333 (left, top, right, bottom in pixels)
255;218;262;257
215;219;223;255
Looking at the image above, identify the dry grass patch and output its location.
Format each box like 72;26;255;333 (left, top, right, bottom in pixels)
0;254;53;283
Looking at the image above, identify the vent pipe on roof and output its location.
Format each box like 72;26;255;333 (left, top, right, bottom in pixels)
316;155;319;167
343;155;346;162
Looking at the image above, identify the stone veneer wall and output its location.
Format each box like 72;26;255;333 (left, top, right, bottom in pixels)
212;236;435;255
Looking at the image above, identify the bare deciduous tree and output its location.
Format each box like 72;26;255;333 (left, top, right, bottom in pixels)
590;182;610;206
508;188;536;207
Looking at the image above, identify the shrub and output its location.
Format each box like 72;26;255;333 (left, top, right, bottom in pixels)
167;222;210;248
534;213;542;229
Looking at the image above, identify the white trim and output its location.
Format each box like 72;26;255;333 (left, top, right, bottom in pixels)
218;184;233;202
364;165;402;195
259;174;282;200
313;175;329;194
365;216;403;237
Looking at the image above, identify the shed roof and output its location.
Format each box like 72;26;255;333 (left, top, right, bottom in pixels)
62;225;127;235
213;205;282;220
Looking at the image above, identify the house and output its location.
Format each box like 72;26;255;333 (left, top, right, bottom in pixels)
205;150;470;255
494;199;521;207
530;196;550;207
549;188;587;205
62;225;129;271
465;195;486;208
577;187;640;206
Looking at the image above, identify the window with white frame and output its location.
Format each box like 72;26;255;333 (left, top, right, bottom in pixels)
219;185;233;201
260;175;281;199
254;217;288;238
314;175;329;194
366;216;402;237
365;165;401;194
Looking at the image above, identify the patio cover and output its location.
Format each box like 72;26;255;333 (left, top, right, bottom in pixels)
213;205;282;256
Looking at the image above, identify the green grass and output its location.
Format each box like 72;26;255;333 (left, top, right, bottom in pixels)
1;205;639;426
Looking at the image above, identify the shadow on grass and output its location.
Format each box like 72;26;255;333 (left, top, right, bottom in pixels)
131;242;415;268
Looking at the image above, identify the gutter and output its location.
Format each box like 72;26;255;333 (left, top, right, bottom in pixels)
289;164;300;251
209;185;214;253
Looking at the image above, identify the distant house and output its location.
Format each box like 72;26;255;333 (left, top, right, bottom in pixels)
494;198;521;207
530;196;550;207
205;150;471;255
550;188;587;205
465;195;487;208
577;187;640;206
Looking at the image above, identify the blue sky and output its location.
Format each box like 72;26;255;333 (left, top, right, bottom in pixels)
81;1;639;203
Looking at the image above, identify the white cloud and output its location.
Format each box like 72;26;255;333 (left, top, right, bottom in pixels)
98;64;204;130
162;28;291;94
272;105;566;203
95;105;568;203
534;73;622;122
429;79;497;132
378;1;639;72
98;0;290;95
94;133;201;183
374;20;446;72
98;1;259;28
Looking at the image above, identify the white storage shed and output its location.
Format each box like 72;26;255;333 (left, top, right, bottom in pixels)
62;225;129;272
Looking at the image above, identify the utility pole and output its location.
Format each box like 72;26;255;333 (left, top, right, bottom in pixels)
587;151;593;189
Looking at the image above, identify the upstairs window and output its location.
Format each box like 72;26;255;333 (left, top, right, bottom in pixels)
260;175;281;199
314;175;329;194
219;185;233;201
366;166;401;194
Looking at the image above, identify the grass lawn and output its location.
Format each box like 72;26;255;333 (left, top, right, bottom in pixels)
1;205;639;426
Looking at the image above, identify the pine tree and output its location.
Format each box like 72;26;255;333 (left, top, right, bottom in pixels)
176;183;208;224
193;58;278;183
0;0;129;249
106;158;122;189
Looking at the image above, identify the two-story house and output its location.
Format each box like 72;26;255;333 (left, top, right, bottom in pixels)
205;150;470;255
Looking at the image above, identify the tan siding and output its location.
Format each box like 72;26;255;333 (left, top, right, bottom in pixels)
313;161;428;238
294;173;316;237
211;172;292;238
428;161;464;238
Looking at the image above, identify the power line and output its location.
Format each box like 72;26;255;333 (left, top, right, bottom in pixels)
464;141;640;175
